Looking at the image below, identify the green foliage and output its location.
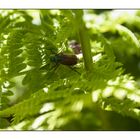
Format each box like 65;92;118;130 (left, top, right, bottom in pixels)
0;10;140;130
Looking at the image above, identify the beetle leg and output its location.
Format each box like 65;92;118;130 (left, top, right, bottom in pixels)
68;66;80;75
51;63;59;73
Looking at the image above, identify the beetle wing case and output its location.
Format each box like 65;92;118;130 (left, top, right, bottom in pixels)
59;53;78;66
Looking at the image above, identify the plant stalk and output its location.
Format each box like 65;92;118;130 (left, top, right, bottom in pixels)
74;10;93;73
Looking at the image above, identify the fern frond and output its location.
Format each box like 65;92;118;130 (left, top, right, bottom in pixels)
1;10;140;130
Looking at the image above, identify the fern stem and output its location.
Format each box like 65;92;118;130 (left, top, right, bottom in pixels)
74;10;93;73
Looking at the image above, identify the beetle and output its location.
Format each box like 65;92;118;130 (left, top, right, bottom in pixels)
40;52;79;73
50;53;78;66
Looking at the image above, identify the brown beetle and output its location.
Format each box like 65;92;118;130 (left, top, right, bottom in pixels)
50;53;78;66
